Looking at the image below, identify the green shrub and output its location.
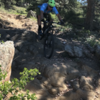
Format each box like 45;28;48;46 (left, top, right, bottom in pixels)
0;65;40;100
85;35;100;47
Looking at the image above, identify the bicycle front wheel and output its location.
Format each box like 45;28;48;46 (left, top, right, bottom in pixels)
43;33;54;58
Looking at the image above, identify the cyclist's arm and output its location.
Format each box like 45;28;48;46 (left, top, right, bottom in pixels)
40;11;44;20
40;3;47;20
52;7;62;22
56;14;62;22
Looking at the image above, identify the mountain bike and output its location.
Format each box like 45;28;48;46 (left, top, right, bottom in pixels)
38;18;57;59
38;17;64;59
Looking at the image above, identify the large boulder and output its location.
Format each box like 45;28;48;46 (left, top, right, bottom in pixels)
65;44;83;57
42;66;67;95
0;41;15;83
64;44;94;58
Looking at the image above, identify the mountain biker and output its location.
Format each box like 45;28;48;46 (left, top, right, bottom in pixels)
36;0;64;36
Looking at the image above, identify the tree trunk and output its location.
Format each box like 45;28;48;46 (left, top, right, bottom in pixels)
85;0;95;30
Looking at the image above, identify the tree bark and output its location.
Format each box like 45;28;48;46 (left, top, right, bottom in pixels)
85;0;95;30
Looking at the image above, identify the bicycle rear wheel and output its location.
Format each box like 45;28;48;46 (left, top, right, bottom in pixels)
43;33;54;58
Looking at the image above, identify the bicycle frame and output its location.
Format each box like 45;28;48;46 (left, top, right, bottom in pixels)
43;20;53;35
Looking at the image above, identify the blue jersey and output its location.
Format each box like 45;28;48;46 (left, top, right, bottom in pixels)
38;3;59;15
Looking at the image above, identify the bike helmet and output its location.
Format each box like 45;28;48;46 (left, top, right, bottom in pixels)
48;0;55;7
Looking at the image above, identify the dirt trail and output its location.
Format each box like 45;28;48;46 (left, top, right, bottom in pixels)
0;12;37;32
0;13;22;28
0;12;100;100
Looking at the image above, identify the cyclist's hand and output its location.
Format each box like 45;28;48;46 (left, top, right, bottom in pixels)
58;20;64;25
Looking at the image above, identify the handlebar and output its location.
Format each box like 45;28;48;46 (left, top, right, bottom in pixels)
41;19;64;25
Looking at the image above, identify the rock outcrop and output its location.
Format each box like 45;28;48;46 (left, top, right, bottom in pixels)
0;41;15;83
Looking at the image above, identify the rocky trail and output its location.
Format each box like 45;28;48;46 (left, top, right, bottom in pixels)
0;12;100;100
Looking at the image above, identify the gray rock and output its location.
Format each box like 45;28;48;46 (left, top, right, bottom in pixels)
65;44;74;57
27;10;36;18
83;48;92;58
86;44;95;53
65;44;83;57
74;46;83;57
15;40;31;52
